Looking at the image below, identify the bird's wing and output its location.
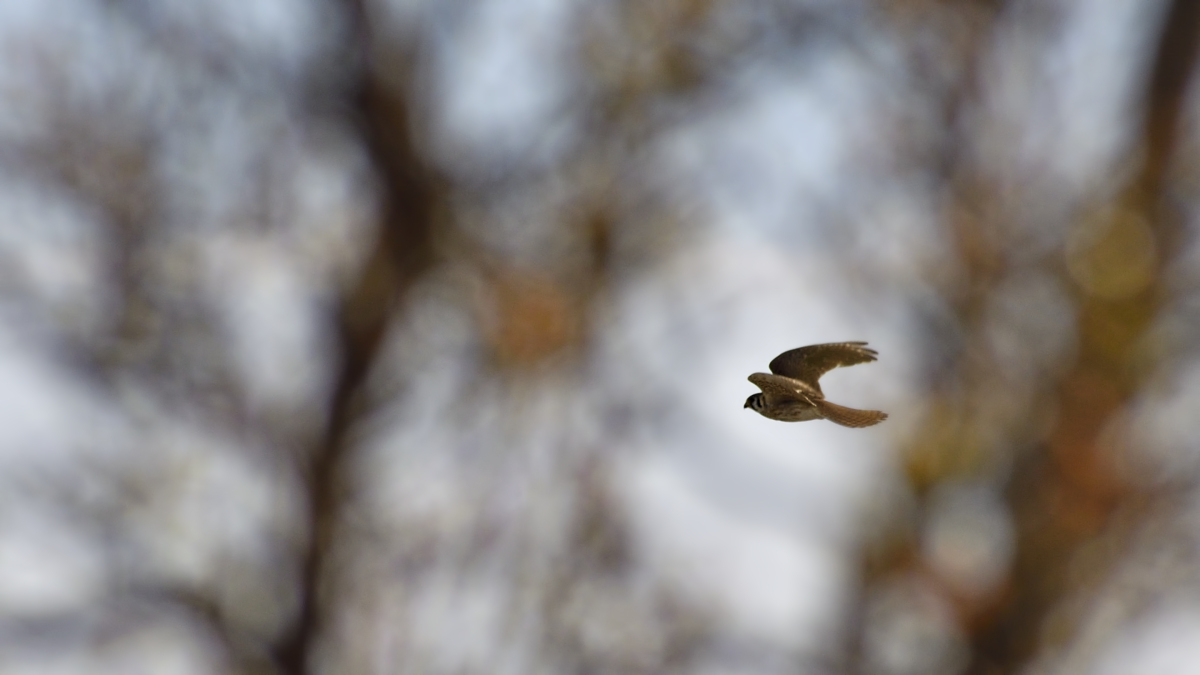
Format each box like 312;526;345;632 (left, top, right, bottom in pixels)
748;373;822;401
768;342;878;390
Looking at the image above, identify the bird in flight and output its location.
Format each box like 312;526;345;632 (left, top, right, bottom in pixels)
744;342;888;428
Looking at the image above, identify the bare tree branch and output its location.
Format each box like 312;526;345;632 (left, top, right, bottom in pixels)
270;3;438;673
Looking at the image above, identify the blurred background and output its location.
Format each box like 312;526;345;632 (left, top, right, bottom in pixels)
2;0;1200;673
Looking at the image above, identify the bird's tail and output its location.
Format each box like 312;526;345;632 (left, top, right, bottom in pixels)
814;399;888;428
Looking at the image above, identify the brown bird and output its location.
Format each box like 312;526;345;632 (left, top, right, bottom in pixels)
744;342;888;428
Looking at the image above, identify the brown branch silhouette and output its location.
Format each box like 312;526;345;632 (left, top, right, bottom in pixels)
852;3;1200;674
271;3;437;673
968;3;1200;671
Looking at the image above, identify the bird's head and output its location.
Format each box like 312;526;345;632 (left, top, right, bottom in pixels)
744;393;762;410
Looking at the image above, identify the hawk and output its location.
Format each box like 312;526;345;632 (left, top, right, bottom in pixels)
744;342;888;428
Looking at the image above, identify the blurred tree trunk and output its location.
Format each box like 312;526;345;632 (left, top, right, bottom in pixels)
852;2;1200;674
968;2;1200;671
271;2;438;673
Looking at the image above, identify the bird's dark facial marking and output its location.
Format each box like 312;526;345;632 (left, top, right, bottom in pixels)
744;394;760;410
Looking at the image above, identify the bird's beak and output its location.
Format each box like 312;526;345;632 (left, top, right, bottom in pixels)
743;399;751;409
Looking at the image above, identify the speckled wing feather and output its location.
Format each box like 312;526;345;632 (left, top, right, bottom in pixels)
748;372;822;401
768;342;878;392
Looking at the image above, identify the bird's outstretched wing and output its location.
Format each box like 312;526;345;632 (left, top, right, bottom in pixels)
748;372;822;401
768;342;878;391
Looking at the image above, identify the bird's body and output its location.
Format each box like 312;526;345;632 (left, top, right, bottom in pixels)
744;342;888;428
